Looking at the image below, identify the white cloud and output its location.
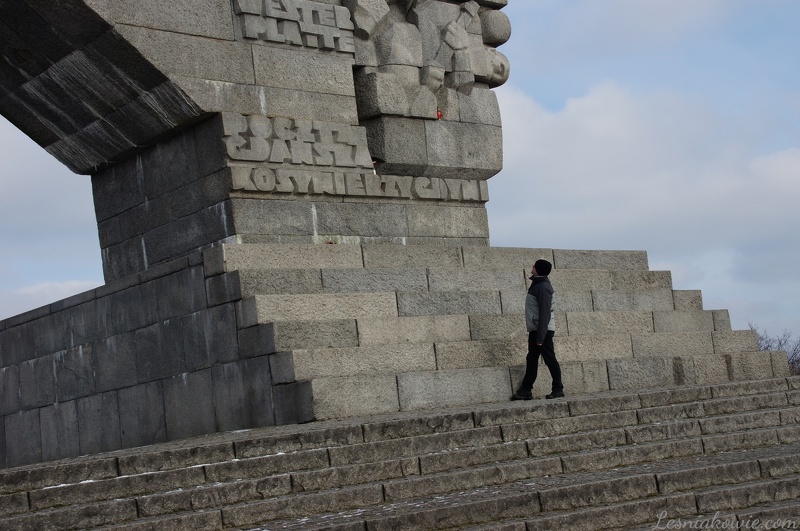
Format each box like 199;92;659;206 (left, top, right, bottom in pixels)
488;80;800;334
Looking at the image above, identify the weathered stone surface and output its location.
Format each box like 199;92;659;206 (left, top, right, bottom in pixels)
254;46;356;96
558;290;594;312
424;120;503;179
292;343;436;380
397;367;511;411
631;331;715;357
637;385;712;408
653;309;715;332
362;244;463;268
728;351;778;380
556;334;633;362
772;351;791;377
407;204;490;239
77;391;122;455
468;314;525;341
312;375;400;419
273;319;359;351
610;270;672;290
397;289;501;317
625;419;702;444
40;401;80;462
554;250;649;270
93;333;138;392
206;243;364;275
322;268;428;292
19;354;57;409
712;330;760;352
427;268;524;292
435;339;523;370
163;370;215;440
240;292;398;326
593;289;675;311
213;358;276;431
87;0;235;40
567;311;654;336
692;354;732;384
538;474;658;511
549;269;612;292
118;381;167;450
119;26;255;84
462;247;552;269
357;315;471;346
608;356;691;390
673;289;704;310
710;378;788;398
712;309;732;331
557;360;610;394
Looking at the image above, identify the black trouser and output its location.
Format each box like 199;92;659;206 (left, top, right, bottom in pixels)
520;330;562;393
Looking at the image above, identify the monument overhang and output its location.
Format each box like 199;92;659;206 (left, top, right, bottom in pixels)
0;0;207;174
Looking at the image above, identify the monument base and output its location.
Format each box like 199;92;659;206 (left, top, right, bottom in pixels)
0;242;787;469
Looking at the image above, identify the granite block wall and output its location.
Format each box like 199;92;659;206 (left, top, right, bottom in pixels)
0;255;307;469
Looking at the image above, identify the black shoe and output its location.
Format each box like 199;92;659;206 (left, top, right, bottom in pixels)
511;390;533;401
546;391;564;399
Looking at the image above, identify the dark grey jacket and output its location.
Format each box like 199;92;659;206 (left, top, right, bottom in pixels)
525;275;555;343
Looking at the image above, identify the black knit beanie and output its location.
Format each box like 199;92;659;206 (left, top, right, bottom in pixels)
534;259;552;276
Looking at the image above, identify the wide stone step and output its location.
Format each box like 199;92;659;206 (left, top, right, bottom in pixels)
238;292;398;326
204;244;651;275
240;314;474;354
217;267;677;312
256;443;800;530
310;364;794;423
2;377;797;530
3;381;796;515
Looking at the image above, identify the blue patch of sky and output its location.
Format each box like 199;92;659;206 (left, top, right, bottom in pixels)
500;1;800;155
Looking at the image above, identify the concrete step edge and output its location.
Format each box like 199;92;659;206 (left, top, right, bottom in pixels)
0;378;794;493
253;447;800;530
472;475;800;531
11;420;799;518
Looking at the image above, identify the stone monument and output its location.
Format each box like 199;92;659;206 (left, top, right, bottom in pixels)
0;0;786;469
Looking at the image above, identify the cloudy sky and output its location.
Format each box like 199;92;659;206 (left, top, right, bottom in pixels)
1;0;799;338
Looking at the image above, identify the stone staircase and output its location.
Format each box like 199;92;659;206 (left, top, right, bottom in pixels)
3;242;793;527
203;243;787;421
1;376;799;530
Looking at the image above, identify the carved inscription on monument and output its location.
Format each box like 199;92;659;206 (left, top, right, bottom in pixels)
234;0;355;52
223;112;488;202
223;112;372;167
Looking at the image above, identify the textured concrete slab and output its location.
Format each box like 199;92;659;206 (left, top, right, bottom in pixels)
357;315;471;346
556;334;634;362
204;243;364;275
312;375;400;420
593;289;675;311
240;292;398;326
553;249;649;270
653;310;715;332
291;343;436;379
567;311;654;336
397;367;511;411
631;331;715;357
